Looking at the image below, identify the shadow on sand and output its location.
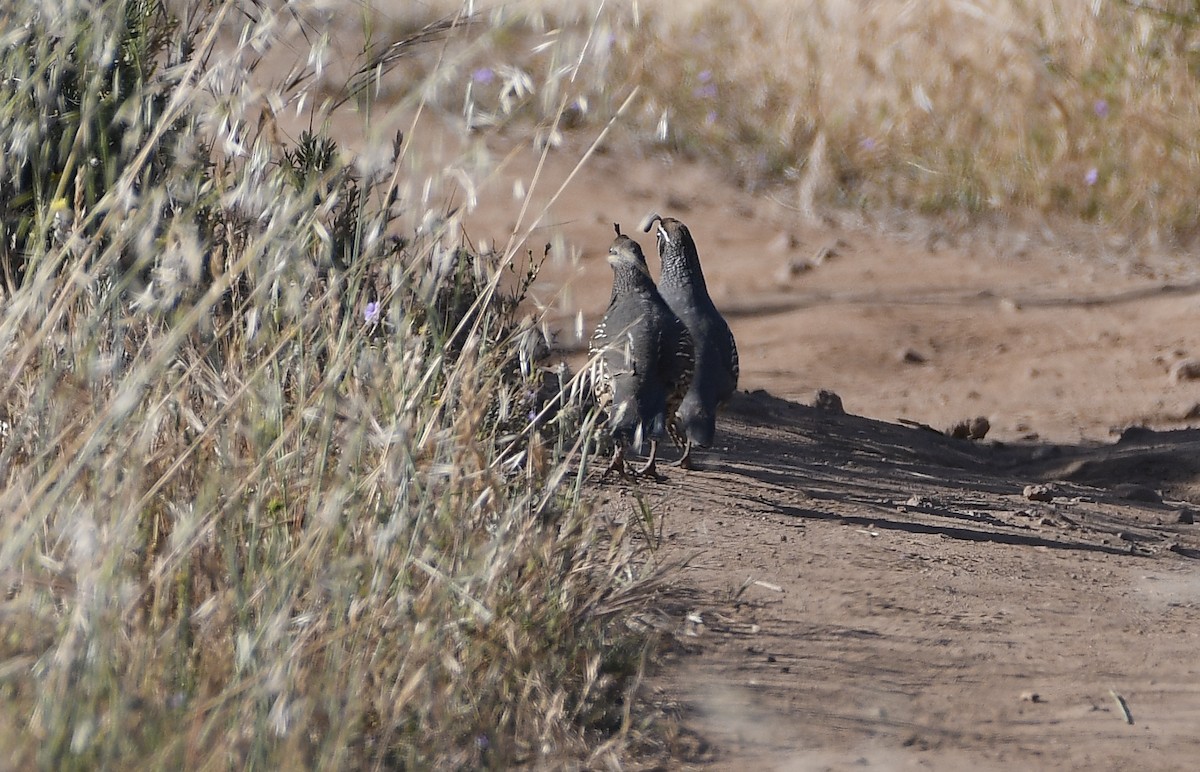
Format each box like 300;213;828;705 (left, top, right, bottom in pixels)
673;389;1200;560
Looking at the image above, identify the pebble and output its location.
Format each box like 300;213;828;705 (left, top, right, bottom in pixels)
1169;358;1200;382
1023;483;1058;502
947;416;990;440
776;258;813;282
813;389;845;414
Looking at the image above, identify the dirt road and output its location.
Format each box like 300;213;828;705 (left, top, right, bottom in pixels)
457;128;1200;770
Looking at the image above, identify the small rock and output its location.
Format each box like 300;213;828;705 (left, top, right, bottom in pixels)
947;420;972;440
1117;425;1153;444
814;389;845;414
1177;510;1195;525
1024;483;1058;502
899;348;927;365
776;258;814;282
903;494;935;511
946;416;990;440
999;297;1022;313
811;241;842;264
1020;691;1044;703
1169;358;1200;383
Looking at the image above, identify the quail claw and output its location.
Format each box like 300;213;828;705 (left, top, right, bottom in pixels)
600;446;631;480
675;439;695;470
635;440;667;480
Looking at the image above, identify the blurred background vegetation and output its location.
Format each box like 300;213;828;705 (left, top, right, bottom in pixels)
397;0;1200;243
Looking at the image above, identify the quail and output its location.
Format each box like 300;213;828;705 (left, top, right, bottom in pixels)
590;225;694;478
643;214;739;468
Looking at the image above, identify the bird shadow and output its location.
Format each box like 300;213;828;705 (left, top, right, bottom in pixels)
677;389;1200;558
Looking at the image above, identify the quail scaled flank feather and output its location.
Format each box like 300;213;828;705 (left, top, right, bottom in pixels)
590;226;695;478
643;214;739;468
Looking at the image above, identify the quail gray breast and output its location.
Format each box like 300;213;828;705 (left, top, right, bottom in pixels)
644;214;739;468
590;227;694;477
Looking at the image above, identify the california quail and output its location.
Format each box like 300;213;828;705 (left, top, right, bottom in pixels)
590;226;694;478
643;214;739;467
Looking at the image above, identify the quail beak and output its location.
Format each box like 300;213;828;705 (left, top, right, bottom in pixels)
656;223;671;245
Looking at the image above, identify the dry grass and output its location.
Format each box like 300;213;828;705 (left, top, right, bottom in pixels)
0;1;668;768
396;0;1200;244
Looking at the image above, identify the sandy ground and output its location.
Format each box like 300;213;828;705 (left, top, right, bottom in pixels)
439;123;1200;770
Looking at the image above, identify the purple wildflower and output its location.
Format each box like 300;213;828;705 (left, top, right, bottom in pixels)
697;69;713;84
859;136;877;151
364;301;381;324
693;83;717;100
1093;99;1109;118
1084;167;1098;186
705;110;718;126
471;67;495;85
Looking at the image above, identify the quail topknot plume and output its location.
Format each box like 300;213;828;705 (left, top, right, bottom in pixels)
590;224;694;478
643;214;739;468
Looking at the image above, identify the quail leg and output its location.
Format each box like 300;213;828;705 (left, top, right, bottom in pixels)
635;440;665;479
601;444;630;479
676;438;695;470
